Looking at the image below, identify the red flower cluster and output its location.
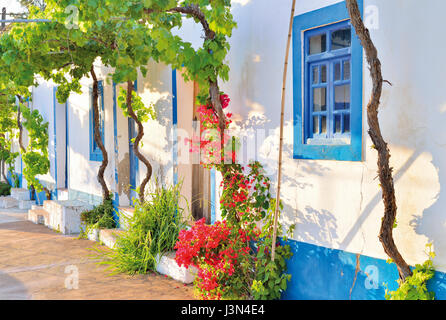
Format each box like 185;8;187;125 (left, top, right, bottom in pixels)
186;94;235;166
174;218;253;300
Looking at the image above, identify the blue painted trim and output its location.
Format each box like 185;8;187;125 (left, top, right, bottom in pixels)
20;156;22;188
292;1;363;161
53;87;58;199
7;171;22;188
281;239;446;300
129;80;139;205
112;82;119;203
112;82;120;222
210;168;216;224
89;80;105;162
172;69;178;186
67;188;103;206
65;101;69;189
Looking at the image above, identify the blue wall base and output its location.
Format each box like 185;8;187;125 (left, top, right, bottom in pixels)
281;239;446;300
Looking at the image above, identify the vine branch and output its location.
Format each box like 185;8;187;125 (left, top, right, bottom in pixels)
125;80;153;203
346;0;412;281
90;65;111;201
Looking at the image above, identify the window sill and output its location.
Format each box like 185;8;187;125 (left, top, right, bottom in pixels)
306;137;351;146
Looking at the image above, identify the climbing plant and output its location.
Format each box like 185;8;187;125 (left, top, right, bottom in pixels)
117;84;156;203
385;244;436;300
20;103;51;199
346;0;437;300
0;2;131;202
2;1;292;300
0;92;19;184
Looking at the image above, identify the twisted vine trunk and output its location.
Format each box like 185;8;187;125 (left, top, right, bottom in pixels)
346;0;412;281
145;5;227;163
0;133;8;184
90;66;111;202
126;80;152;203
16;99;25;152
16;102;32;198
1;161;6;183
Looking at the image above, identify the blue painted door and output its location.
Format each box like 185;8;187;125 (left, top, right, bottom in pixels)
128;117;139;205
128;79;139;205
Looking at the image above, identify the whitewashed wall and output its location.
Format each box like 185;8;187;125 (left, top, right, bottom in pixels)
137;61;175;189
14;0;446;275
64;63;115;204
30;79;56;190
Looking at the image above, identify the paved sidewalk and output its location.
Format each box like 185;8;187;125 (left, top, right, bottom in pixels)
0;207;194;300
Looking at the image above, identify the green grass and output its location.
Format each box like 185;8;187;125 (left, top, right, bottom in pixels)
80;198;117;231
98;182;188;275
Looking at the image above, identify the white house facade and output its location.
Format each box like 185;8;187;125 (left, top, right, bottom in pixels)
9;0;446;299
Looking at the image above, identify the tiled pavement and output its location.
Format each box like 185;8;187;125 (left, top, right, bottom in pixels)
0;207;195;300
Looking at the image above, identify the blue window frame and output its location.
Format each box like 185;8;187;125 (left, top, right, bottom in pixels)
293;1;363;161
89;80;105;162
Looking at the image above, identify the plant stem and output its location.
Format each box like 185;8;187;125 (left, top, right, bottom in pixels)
90;65;111;202
126;80;152;203
346;0;412;281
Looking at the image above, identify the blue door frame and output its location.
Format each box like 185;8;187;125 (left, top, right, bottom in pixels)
129;80;139;205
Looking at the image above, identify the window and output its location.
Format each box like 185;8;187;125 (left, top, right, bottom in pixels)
306;21;352;146
89;80;105;162
293;1;363;161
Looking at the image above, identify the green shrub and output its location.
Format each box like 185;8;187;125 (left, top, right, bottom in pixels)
80;198;117;230
0;181;11;196
102;182;187;275
385;243;436;300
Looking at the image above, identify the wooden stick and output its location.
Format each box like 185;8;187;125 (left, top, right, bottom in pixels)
271;0;296;262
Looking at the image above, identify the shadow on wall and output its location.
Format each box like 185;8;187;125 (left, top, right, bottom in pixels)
0;271;30;300
339;148;423;249
292;205;339;249
138;63;174;186
411;145;446;270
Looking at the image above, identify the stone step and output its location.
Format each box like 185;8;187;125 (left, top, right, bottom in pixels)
11;188;30;201
28;208;50;225
93;227;196;283
57;188;69;201
99;228;125;249
86;227;100;242
0;196;18;209
19;200;35;210
156;252;197;284
43;200;93;235
31;204;42;210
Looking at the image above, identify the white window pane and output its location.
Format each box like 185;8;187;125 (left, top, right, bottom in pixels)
335;62;341;81
312;66;319;84
335;115;341;133
313;116;319;134
321;116;327;133
321;65;327;83
343;60;350;80
331;27;351;50
344;114;350;133
335;85;350;110
309;34;326;55
313;87;327;112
